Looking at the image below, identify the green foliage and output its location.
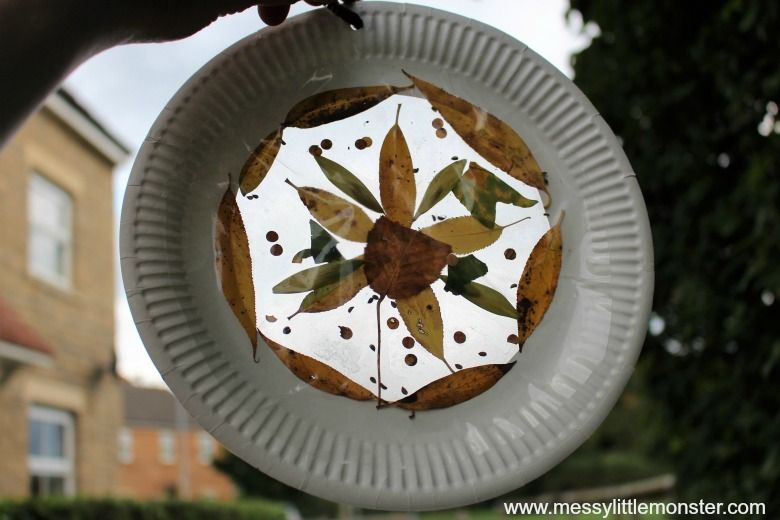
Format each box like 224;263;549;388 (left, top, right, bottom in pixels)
444;254;488;295
569;0;780;514
0;497;285;520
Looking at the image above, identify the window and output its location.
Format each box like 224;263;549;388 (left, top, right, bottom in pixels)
27;172;73;287
197;431;214;465
159;429;175;464
28;405;75;496
118;427;133;464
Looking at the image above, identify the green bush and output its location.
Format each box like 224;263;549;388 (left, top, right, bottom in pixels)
0;497;286;520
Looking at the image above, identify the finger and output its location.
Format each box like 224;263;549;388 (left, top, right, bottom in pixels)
259;3;292;25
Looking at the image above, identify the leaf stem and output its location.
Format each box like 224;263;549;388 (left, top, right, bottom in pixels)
395;103;402;125
284;178;299;189
501;216;532;229
375;295;385;408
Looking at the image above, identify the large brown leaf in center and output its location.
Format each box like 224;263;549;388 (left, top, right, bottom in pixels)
364;216;452;299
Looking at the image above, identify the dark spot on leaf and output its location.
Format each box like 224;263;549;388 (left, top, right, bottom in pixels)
402;336;415;349
426;304;433;311
355;138;367;150
283;326;291;334
339;326;353;339
270;244;283;256
455;363;463;370
454;331;466;343
432;118;444;129
320;139;332;150
404;354;417;366
510;283;517;288
451;156;458;161
348;306;354;313
309;145;322;156
507;334;519;344
504;248;517;260
266;230;279;242
478;351;487;357
387;317;399;329
401;386;408;395
413;168;419;173
390;301;397;308
369;344;376;351
435;128;447;139
370;376;376;383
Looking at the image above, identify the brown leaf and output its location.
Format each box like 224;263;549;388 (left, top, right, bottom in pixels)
516;213;564;346
292;266;368;317
395;363;515;411
215;184;257;358
404;71;546;193
239;127;283;196
396;287;444;360
262;332;372;401
283;85;412;128
364;216;451;299
379;105;416;226
286;180;374;242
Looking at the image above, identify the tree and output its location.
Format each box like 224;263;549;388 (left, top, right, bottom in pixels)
569;0;780;513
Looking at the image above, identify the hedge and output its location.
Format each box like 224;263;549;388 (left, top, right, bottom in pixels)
0;497;286;520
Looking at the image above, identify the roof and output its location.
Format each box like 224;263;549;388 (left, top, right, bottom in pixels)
122;381;196;430
43;88;131;165
0;298;54;355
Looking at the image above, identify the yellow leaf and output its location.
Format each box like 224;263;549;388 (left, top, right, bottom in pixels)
379;105;415;226
395;363;515;411
239;127;283;195
516;213;564;347
420;216;502;254
404;71;547;195
396;287;444;360
215;184;257;358
292;266;368;316
262;332;373;401
286;180;374;242
283;85;412;128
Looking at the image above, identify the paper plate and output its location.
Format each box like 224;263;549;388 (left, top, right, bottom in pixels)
120;2;653;510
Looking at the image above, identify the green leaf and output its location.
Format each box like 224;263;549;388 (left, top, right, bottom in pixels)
273;259;364;294
453;162;538;228
414;159;466;220
314;155;384;213
292;220;344;264
443;254;488;295
440;276;517;319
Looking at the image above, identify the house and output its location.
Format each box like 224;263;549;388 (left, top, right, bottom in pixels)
117;381;236;500
0;88;128;497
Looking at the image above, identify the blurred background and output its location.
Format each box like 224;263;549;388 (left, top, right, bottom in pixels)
0;0;776;518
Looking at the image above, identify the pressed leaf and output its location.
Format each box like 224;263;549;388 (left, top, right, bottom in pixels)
453;162;537;228
443;254;488;295
364;216;451;299
273;258;363;294
516;213;564;346
379;105;416;226
292;266;368;316
396;363;515;410
396;287;444;360
283;84;412;128
404;71;546;193
292;219;343;265
262;332;372;401
286;180;374;242
314;155;384;213
239;127;283;195
414;159;466;220
441;276;517;319
215;185;257;357
420;216;502;254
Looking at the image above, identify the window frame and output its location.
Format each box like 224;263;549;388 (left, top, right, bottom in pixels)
158;429;176;465
28;405;76;496
197;431;215;465
27;171;74;289
118;427;134;464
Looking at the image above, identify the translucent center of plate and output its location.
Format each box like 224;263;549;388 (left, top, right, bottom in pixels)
239;94;549;403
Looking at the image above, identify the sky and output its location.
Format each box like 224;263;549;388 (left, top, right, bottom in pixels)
63;0;596;388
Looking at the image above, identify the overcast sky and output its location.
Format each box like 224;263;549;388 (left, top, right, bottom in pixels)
63;0;595;388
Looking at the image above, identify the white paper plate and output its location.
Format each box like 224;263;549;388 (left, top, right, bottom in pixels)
120;2;653;510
